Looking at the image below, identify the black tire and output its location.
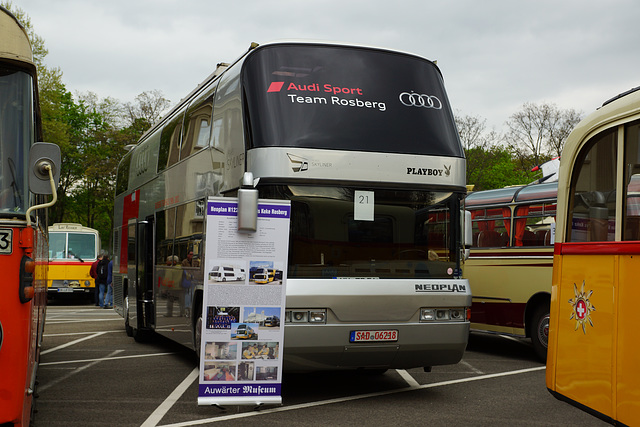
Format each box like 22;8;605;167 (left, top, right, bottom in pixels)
530;303;550;362
132;327;150;343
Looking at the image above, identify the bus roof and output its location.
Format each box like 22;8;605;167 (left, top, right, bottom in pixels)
465;181;557;208
131;40;439;150
0;6;35;69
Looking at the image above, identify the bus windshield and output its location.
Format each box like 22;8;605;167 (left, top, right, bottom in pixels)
49;232;98;260
260;185;461;279
0;67;33;214
242;44;463;157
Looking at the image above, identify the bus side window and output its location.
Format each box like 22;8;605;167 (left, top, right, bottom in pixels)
514;203;555;247
471;208;510;248
159;109;187;172
567;128;617;242
624;122;640;241
182;85;216;159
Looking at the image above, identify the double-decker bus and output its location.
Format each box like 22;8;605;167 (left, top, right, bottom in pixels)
464;181;557;361
546;86;640;424
112;41;472;372
0;6;61;426
47;223;101;298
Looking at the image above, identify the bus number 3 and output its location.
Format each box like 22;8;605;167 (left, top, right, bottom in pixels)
0;229;12;253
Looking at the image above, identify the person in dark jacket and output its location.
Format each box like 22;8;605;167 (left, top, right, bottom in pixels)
90;251;104;306
96;252;110;308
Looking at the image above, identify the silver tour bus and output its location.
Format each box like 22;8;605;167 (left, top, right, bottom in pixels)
112;41;471;372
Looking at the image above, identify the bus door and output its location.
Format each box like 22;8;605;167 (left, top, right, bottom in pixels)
127;217;155;335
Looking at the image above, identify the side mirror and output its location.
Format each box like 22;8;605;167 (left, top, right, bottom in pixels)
237;172;259;233
29;142;61;195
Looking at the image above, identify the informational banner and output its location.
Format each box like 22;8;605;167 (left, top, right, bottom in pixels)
198;197;290;406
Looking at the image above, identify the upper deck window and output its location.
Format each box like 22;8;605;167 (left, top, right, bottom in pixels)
242;44;463;157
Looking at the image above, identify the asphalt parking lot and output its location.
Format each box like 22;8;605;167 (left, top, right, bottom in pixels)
34;302;606;426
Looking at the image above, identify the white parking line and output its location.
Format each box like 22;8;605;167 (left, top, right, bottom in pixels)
41;332;108;355
40;352;179;366
141;367;200;427
149;365;545;427
38;350;124;393
460;360;485;375
396;369;420;388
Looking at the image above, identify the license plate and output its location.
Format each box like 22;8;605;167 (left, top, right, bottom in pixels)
57;288;74;293
349;330;398;343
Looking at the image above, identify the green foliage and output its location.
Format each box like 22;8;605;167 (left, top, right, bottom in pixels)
466;146;538;191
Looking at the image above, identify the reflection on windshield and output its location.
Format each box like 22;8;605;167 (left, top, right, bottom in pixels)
49;233;97;260
260;185;462;279
0;67;32;214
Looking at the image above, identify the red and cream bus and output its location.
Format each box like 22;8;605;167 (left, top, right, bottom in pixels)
112;40;472;372
0;6;60;426
464;181;557;361
547;86;640;424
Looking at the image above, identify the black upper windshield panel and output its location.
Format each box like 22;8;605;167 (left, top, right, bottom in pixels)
242;44;464;157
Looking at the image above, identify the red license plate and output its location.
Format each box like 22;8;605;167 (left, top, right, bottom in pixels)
349;330;398;343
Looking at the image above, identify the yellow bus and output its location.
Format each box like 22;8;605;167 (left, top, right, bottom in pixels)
546;86;640;424
47;223;101;298
464;181;556;361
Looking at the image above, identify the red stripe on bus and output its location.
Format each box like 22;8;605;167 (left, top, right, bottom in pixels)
555;241;640;255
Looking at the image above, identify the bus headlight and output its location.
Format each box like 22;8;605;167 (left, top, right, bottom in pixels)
420;308;468;322
285;309;327;324
291;311;308;323
420;309;435;321
309;310;326;323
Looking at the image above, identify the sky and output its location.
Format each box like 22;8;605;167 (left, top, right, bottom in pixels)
14;0;640;132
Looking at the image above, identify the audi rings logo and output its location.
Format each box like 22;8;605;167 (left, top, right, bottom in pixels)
399;92;442;109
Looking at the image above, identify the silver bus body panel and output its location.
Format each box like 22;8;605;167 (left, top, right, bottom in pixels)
248;147;466;187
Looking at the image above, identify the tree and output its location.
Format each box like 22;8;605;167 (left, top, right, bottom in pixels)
123;89;170;129
506;102;582;167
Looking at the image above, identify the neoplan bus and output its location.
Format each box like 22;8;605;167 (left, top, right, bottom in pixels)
47;223;100;298
112;41;472;372
546;86;640;424
464;181;556;361
0;6;61;426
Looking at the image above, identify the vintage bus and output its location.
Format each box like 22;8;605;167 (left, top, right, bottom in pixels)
0;6;61;427
112;41;472;372
47;223;101;298
546;86;640;424
464;181;557;361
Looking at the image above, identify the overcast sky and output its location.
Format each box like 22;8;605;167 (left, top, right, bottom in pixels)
15;0;640;131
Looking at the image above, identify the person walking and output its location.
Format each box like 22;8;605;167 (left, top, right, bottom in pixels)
96;252;110;308
104;257;114;308
90;251;104;306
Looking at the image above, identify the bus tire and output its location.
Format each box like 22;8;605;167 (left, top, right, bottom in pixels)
530;303;550;362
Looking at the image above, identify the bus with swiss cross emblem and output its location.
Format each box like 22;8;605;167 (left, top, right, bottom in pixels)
546;86;640;425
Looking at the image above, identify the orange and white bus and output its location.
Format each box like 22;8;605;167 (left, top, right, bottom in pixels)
0;6;60;426
47;223;100;298
546;86;640;424
464;181;557;361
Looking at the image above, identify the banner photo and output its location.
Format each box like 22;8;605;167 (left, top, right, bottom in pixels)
198;197;290;406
